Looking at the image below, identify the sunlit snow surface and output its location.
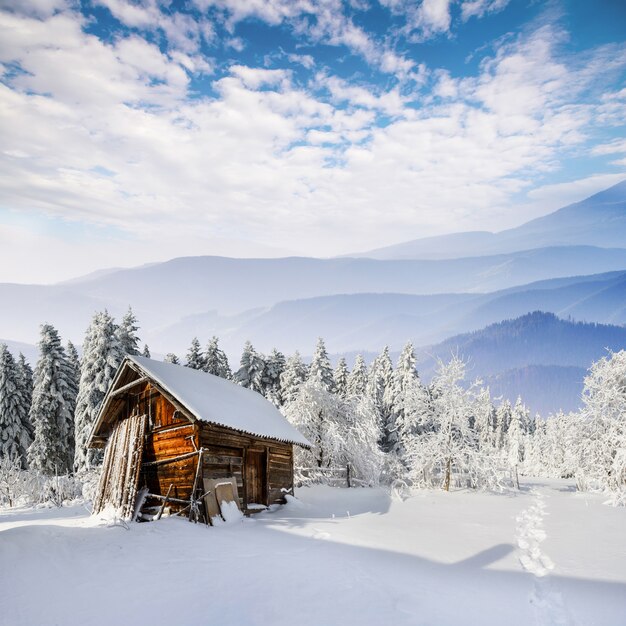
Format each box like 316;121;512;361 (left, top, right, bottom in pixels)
1;479;625;626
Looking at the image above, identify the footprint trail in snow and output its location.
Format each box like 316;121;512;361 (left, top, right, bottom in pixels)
516;488;572;626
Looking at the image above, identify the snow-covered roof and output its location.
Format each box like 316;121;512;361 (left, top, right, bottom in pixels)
123;355;310;447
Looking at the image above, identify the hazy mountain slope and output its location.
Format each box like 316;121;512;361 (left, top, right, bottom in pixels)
4;246;626;348
415;312;626;380
482;365;587;415
56;246;626;315
0;338;39;365
355;180;626;260
144;270;626;358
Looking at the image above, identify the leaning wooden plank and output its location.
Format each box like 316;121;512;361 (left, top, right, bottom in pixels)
155;484;173;521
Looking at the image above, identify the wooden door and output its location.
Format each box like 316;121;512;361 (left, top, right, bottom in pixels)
245;449;266;506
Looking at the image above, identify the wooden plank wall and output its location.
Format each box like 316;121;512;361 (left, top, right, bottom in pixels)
136;388;198;505
267;444;294;504
198;423;295;508
199;424;246;505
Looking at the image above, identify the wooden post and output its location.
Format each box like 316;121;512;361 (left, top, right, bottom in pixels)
189;448;204;523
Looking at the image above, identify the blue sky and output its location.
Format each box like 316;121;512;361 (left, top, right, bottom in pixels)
0;0;625;283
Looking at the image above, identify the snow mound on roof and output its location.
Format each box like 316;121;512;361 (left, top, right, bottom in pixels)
129;356;310;447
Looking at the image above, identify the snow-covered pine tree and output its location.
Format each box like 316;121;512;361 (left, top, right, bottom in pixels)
73;311;124;474
204;336;231;379
279;352;308;405
164;353;180;364
263;349;286;406
28;325;77;474
234;341;265;394
185;337;206;370
494;400;512;450
308;338;334;392
381;342;419;453
507;398;526;488
116;306;141;356
333;357;349;399
347;354;368;397
65;341;81;390
367;347;394;434
0;345;31;468
16;353;34;440
142;344;151;358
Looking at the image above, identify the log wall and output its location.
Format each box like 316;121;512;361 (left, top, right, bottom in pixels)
126;388;295;513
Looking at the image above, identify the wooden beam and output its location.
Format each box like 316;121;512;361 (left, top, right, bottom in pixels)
142;450;200;468
110;377;149;398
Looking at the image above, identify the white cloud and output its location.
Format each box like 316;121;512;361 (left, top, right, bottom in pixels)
591;138;626;156
1;6;625;282
0;0;69;18
96;0;215;54
461;0;510;21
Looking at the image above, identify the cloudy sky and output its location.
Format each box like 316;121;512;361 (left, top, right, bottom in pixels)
1;0;625;283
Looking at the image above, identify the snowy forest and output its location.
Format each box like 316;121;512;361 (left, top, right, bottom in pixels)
1;307;625;509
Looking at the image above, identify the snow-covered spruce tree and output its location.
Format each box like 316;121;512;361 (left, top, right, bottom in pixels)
524;415;546;477
263;348;286;406
333;357;349;399
347;354;368;398
279;352;308;405
29;325;77;474
308;338;334;392
204;336;231;379
494;400;512;450
507;399;526;488
16;353;34;440
65;341;81;391
74;311;124;475
576;350;626;500
381;342;419;454
142;344;151;358
0;345;31;468
367;347;394;444
185;337;206;370
234;341;266;394
116;306;141;356
164;353;180;364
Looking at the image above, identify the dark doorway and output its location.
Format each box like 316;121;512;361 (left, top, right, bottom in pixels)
245;449;266;506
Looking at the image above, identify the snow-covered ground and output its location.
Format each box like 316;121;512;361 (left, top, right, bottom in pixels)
1;479;624;626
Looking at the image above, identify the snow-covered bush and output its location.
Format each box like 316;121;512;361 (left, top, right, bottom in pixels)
0;455;25;507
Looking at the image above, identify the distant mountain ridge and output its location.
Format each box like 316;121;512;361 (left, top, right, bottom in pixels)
412;311;626;415
353;180;626;260
414;311;626;379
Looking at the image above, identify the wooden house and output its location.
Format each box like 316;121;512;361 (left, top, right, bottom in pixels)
88;355;310;522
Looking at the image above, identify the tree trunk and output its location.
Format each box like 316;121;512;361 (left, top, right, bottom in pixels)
443;458;451;492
